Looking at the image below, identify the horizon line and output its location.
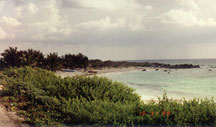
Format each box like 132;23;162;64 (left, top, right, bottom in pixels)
114;58;216;62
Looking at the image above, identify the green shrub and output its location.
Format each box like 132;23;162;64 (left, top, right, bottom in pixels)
135;94;216;126
1;66;141;126
1;66;216;126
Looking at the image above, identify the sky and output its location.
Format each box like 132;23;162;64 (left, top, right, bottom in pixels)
0;0;216;60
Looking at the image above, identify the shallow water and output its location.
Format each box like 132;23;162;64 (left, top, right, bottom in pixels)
100;67;216;100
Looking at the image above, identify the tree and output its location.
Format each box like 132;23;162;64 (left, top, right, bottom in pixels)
89;59;103;68
0;47;89;71
19;49;45;68
76;53;89;70
62;53;89;70
45;53;62;71
1;47;22;67
62;54;75;69
0;58;4;70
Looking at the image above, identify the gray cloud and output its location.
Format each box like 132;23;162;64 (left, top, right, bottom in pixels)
1;0;216;60
57;0;83;8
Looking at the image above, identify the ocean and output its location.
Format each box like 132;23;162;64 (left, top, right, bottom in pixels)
100;59;216;100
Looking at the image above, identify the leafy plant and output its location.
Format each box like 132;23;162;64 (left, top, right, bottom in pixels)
1;66;140;126
1;66;216;126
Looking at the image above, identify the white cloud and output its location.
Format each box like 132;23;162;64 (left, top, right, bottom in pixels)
26;3;38;14
1;0;216;59
0;16;21;27
162;9;216;27
161;0;216;27
75;15;147;32
75;17;126;31
26;0;72;40
0;0;152;41
128;14;145;31
0;27;6;39
14;7;23;18
0;1;4;10
144;5;153;11
78;0;143;10
14;3;38;19
177;0;200;11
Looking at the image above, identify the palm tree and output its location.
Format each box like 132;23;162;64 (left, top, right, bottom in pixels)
1;47;90;71
75;53;89;70
20;49;45;68
0;58;4;70
62;53;89;70
62;54;75;69
1;47;21;67
45;52;62;71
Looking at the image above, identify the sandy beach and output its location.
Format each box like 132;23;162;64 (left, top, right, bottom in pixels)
96;67;141;75
56;67;147;78
56;66;173;78
56;66;174;79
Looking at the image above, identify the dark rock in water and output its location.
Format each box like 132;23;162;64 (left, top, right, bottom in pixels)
209;69;212;71
142;69;146;71
62;69;76;72
155;69;159;71
88;59;200;70
138;62;200;69
88;70;98;74
164;70;168;72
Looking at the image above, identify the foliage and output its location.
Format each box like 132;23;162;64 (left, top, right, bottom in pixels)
0;47;89;71
62;53;89;70
1;47;21;67
0;59;4;71
1;67;215;126
1;47;199;72
1;66;140;126
45;52;62;71
136;94;216;126
19;49;45;68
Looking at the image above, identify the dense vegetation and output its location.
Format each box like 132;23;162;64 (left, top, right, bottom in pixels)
0;66;141;126
89;59;200;69
0;47;199;72
0;67;215;126
0;47;89;71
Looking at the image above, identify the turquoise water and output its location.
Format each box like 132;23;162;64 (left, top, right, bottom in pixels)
100;67;216;100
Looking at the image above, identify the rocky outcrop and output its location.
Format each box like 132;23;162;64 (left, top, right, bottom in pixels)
90;60;200;69
139;62;200;69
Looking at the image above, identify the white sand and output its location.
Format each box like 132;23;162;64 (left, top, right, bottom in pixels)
56;67;149;78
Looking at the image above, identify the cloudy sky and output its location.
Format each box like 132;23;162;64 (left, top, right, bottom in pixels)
0;0;216;60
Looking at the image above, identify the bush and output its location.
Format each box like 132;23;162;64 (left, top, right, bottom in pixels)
1;66;141;126
136;94;216;126
1;66;216;126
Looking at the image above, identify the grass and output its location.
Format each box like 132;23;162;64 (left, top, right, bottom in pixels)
0;66;216;126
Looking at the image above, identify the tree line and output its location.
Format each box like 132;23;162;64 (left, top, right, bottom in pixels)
0;47;200;71
0;47;89;71
0;47;141;72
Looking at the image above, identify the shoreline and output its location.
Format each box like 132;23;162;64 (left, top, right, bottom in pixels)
56;67;142;77
95;67;141;75
56;66;182;78
56;67;156;77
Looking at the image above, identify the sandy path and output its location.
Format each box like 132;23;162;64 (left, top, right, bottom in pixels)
0;87;26;127
0;105;23;127
0;72;26;127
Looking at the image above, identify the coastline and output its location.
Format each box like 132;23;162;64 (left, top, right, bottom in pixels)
56;67;143;77
96;67;141;75
56;66;177;78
